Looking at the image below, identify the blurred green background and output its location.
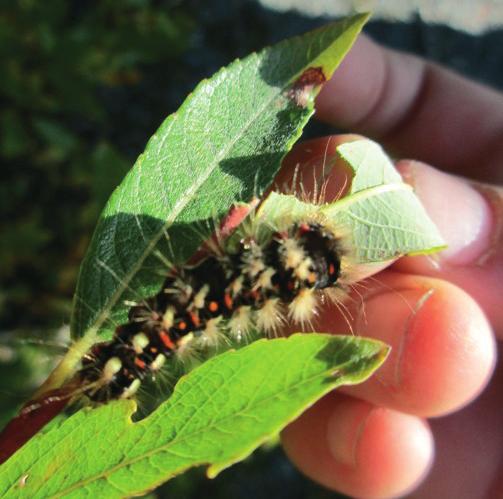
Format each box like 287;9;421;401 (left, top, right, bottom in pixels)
0;1;502;497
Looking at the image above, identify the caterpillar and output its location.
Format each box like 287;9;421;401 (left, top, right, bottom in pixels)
0;194;359;466
76;209;354;403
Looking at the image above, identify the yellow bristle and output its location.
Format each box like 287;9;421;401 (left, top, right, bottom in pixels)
228;306;252;340
256;298;284;335
162;306;175;330
294;257;313;281
192;284;209;309
253;266;275;291
102;357;122;382
289;288;317;327
281;238;305;269
132;332;149;354
199;317;225;347
120;378;141;399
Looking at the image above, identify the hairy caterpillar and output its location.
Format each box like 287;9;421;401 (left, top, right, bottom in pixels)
0;183;362;467
76;204;355;403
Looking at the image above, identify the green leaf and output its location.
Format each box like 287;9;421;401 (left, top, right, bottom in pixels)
70;14;369;343
0;334;388;498
256;139;446;263
325;139;446;261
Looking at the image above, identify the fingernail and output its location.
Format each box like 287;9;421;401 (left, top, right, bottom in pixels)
326;399;374;466
400;161;493;265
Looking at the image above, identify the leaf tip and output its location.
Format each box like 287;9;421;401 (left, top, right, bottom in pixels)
206;465;220;480
377;342;392;364
206;460;234;480
407;243;448;257
341;11;372;35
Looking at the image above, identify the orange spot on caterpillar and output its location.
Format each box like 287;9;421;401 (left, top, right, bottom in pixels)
159;330;175;350
329;263;335;275
134;357;146;370
209;301;219;312
298;223;310;234
224;293;233;310
178;321;187;331
189;311;201;327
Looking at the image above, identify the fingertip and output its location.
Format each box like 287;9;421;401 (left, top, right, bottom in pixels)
331;402;434;498
282;396;434;498
395;280;496;415
340;274;496;417
394;160;503;332
396;160;493;266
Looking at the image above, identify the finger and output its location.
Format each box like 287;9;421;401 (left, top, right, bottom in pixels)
282;394;433;499
394;160;503;334
274;133;358;201
318;272;496;417
316;35;503;181
412;357;503;498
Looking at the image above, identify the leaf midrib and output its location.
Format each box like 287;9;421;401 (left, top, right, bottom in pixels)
78;59;309;340
324;182;412;214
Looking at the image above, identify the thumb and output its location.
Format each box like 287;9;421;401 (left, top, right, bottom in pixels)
394;160;503;334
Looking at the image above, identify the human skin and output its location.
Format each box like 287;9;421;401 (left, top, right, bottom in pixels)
280;35;503;498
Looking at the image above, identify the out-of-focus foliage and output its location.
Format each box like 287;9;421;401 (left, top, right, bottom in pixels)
0;327;68;428
0;0;192;330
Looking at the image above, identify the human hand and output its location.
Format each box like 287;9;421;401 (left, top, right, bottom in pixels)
280;35;502;498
